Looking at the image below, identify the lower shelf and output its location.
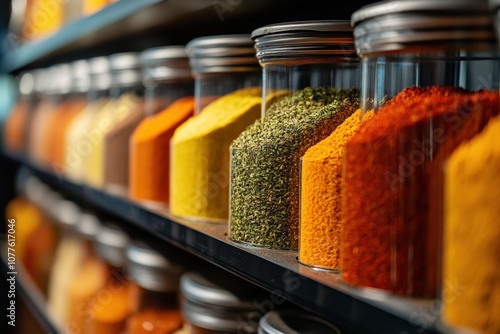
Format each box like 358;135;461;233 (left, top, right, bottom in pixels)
1;152;466;334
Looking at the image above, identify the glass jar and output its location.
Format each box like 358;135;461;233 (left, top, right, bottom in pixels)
125;241;184;334
186;34;261;114
180;271;265;334
46;59;90;173
342;0;500;298
81;222;131;334
141;46;193;116
170;35;261;223
229;21;360;251
64;56;111;183
28;64;72;167
129;46;194;208
3;71;35;155
84;52;144;193
258;310;342;334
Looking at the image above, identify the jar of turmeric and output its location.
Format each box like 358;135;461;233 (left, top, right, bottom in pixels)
170;35;262;223
186;34;261;114
180;271;265;334
229;21;360;251
125;241;184;334
342;0;500;298
129;46;194;208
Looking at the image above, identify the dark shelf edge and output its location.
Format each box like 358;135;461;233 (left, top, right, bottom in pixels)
1;0;164;73
0;150;450;334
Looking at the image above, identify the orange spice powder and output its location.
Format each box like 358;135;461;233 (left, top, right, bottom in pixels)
299;109;373;270
48;97;88;167
129;97;194;205
126;309;183;334
3;100;29;154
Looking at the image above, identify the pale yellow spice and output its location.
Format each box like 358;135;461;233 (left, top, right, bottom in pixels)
170;87;281;222
444;114;500;334
84;93;142;188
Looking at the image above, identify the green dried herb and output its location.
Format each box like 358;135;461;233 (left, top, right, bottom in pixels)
229;87;359;250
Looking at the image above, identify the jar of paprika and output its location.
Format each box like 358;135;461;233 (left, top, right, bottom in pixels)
343;0;500;297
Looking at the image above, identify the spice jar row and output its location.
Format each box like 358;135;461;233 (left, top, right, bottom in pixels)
2;1;500;333
5;168;347;334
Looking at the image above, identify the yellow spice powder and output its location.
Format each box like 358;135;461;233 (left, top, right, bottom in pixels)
170;87;266;222
444;114;500;334
299;109;373;270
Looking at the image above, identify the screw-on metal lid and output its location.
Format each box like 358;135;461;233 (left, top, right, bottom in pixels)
55;200;82;230
140;46;192;82
45;64;73;95
127;241;184;292
186;34;260;75
252;20;356;64
95;222;129;267
89;57;112;92
352;0;496;56
109;52;142;87
19;71;35;96
76;212;101;241
33;68;48;95
180;271;262;332
72;60;90;94
258;310;341;334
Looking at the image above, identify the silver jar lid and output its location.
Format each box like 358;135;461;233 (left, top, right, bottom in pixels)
89;56;112;91
140;46;192;82
76;212;101;241
252;20;356;64
181;271;262;333
55;200;82;230
258;310;341;334
72;59;91;94
352;0;496;56
95;222;129;267
46;64;73;95
127;241;184;292
186;34;260;75
33;68;48;96
18;71;35;96
109;52;142;87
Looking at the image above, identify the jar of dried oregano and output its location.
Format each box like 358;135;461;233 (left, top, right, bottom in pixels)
343;0;500;298
229;21;360;250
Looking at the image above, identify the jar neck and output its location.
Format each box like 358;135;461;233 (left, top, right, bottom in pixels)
194;71;261;114
360;52;500;113
144;79;193;116
110;84;144;100
132;285;178;311
261;61;361;119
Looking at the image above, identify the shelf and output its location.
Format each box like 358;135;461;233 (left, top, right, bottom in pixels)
1;243;62;334
0;0;379;73
0;151;462;334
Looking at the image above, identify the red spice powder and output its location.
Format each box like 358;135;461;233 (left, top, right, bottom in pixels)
342;86;500;297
